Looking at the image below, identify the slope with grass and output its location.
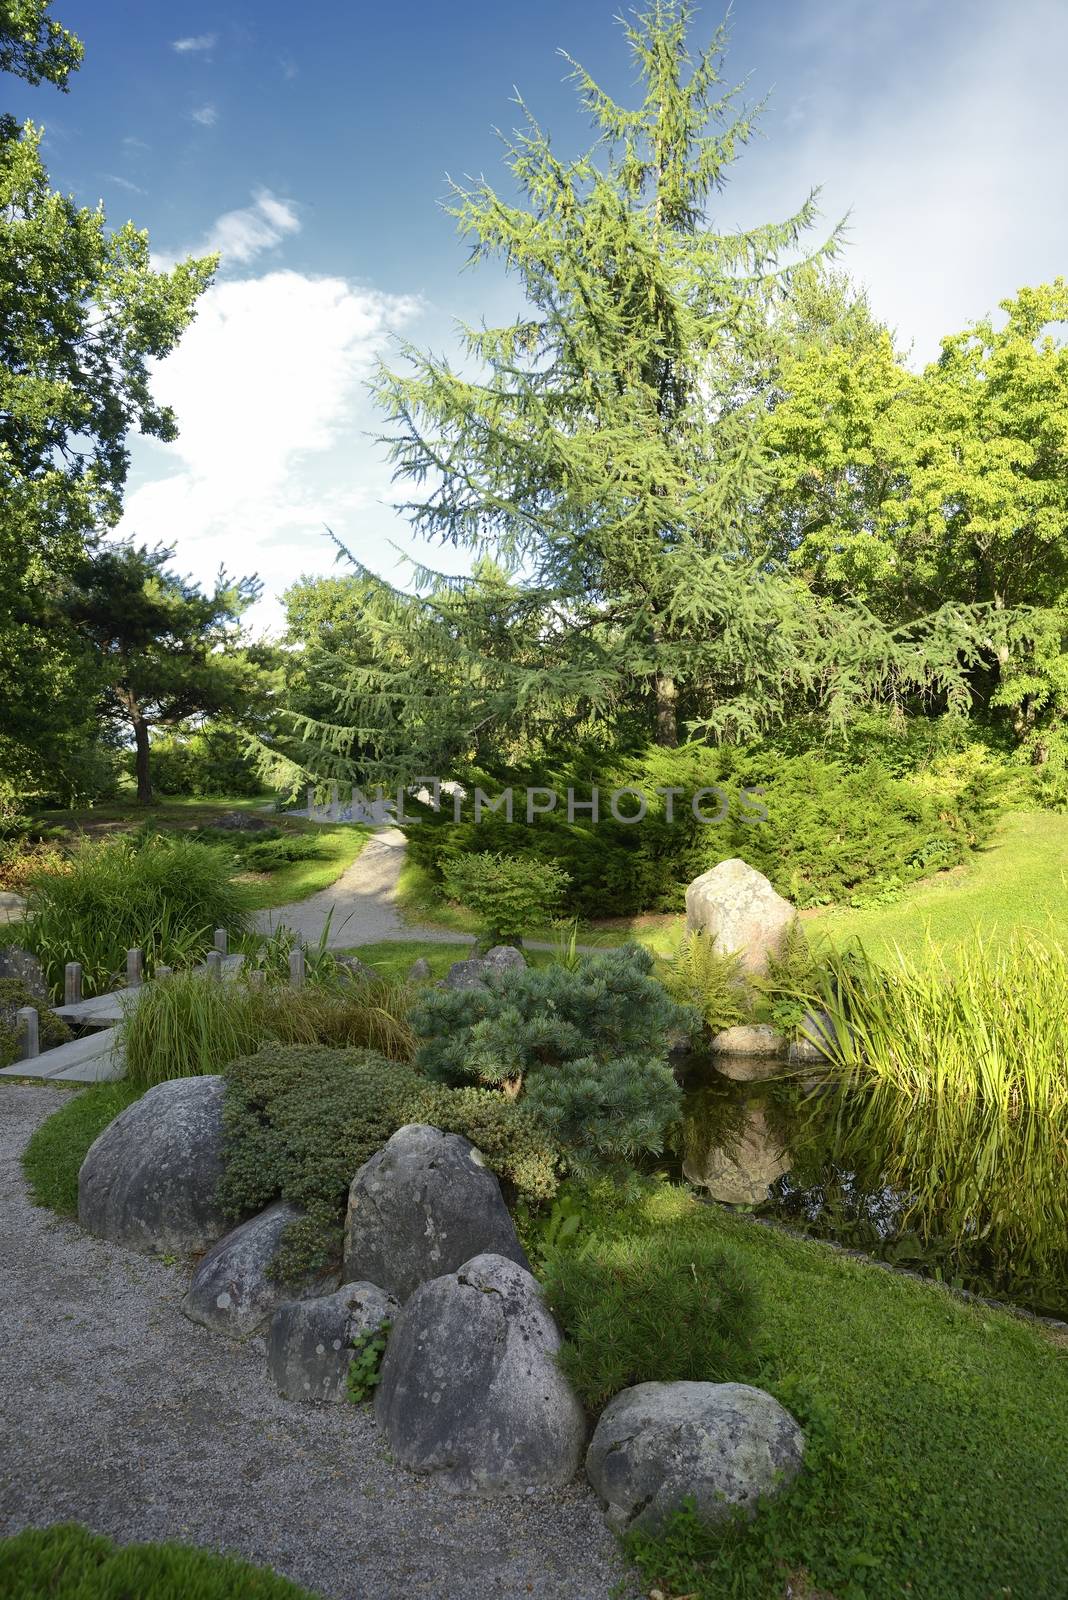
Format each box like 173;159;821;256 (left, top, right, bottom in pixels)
806;809;1068;960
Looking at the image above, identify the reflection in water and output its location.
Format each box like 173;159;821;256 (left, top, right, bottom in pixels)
676;1056;1068;1318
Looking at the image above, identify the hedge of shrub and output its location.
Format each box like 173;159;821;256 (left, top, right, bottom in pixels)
134;726;263;797
218;1044;560;1280
404;737;1003;915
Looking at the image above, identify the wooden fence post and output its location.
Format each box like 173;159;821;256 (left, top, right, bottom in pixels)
288;948;306;989
64;962;83;1007
205;950;223;981
213;927;228;957
16;1006;39;1060
126;948;143;988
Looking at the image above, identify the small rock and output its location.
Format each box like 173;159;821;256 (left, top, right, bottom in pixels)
376;1252;586;1493
206;811;274;831
406;957;432;981
685;859;795;976
711;1024;785;1058
0;946;46;1002
443;958;491;991
788;1008;840;1064
334;954;378;986
342;1124;528;1302
181;1201;337;1338
78;1076;232;1254
267;1281;399;1402
586;1380;804;1534
481;944;526;973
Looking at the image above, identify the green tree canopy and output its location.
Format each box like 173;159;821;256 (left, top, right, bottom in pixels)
301;2;1014;786
64;543;271;804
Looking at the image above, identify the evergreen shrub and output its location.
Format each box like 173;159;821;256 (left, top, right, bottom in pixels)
410;943;690;1177
139;725;263;797
219;1044;559;1280
440;850;570;943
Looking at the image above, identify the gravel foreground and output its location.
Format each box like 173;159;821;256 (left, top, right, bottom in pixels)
0;1083;631;1600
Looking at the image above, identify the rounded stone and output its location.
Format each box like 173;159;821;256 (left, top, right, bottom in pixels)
586;1380;804;1534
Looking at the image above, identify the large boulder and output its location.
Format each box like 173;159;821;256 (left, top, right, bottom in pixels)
267;1281;399;1402
342;1124;529;1302
78;1075;232;1254
181;1201;337;1338
587;1381;804;1534
442;958;492;991
375;1252;586;1493
788;1008;840;1065
481;944;526;973
685;859;795;977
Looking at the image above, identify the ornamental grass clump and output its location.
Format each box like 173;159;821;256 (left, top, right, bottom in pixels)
25;834;249;997
121;967;415;1088
410;942;692;1178
219;1044;560;1280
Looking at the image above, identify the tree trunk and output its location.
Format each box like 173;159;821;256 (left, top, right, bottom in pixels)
654;671;679;748
133;717;153;805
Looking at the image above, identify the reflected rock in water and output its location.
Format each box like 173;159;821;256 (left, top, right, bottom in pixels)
710;1029;786;1080
684;1103;790;1206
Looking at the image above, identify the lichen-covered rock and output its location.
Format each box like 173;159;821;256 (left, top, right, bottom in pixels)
181;1201;337;1338
375;1252;586;1493
685;859;795;976
342;1124;528;1302
267;1281;399;1402
711;1024;785;1061
406;957;432;982
481;945;526;973
586;1381;804;1533
335;954;377;986
78;1076;231;1254
0;946;46;1003
442;958;491;991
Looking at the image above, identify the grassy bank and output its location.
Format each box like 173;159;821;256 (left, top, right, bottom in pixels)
22;1082;143;1213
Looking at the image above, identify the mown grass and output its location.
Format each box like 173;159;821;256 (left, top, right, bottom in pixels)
806;808;1068;961
22;1081;143;1213
341;938;568;981
0;1524;320;1599
236;821;370;910
550;1180;1068;1600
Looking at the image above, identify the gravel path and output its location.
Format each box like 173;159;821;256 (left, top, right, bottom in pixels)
253;829;472;951
0;1084;630;1600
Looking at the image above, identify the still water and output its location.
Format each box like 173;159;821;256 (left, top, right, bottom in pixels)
677;1055;1068;1319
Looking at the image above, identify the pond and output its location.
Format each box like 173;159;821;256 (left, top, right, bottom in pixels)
677;1054;1068;1320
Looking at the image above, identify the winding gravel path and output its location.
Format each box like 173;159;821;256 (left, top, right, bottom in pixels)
0;1083;629;1600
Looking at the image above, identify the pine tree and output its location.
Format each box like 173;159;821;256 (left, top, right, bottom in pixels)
294;4;1020;782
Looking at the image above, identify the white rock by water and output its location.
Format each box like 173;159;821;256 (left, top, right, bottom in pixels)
685;858;795;976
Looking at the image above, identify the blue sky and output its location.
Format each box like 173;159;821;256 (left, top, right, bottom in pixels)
8;0;1068;631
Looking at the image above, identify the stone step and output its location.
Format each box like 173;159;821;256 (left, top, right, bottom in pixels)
52;990;137;1027
0;1026;125;1084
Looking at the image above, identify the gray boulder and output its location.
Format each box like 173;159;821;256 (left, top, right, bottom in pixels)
406;957;432;982
267;1281;399;1402
788;1008;840;1065
482;944;526;973
0;946;46;1002
685;859;795;976
342;1124;528;1302
181;1200;337;1338
335;954;378;986
376;1252;586;1493
587;1381;804;1534
78;1075;232;1254
442;958;491;991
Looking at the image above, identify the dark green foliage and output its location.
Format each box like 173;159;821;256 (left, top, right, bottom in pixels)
24;834;250;996
21;1081;143;1213
0;1523;319;1599
143;726;264;797
542;1227;760;1413
440;851;570;943
410;943;688;1177
407;741;1001;914
219;1045;559;1280
661;931;747;1034
346;1321;391;1403
0;975;70;1064
240;834;325;872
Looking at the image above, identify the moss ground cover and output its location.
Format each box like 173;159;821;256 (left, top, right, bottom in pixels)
0;1524;321;1599
22;1081;143;1213
541;1180;1068;1600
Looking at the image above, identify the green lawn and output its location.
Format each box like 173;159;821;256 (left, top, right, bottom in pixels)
806;809;1068;961
22;1080;143;1213
565;1182;1068;1600
343;938;563;980
32;795;371;912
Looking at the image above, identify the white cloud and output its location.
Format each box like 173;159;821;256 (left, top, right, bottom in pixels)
198;189;300;267
173;34;216;54
118;272;424;628
190;104;218;127
102;173;146;195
